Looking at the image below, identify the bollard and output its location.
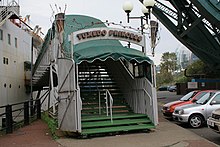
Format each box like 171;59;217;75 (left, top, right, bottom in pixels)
30;100;34;116
36;99;41;119
2;117;5;128
24;101;29;125
5;105;13;134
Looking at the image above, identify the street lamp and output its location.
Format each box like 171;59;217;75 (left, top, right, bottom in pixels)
143;0;156;19
122;0;155;52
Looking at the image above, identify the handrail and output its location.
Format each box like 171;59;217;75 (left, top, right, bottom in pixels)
105;90;113;123
143;88;152;106
119;59;134;80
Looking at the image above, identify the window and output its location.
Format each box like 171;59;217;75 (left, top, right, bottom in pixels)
211;94;220;105
15;37;17;48
3;57;8;65
8;34;11;45
0;29;3;40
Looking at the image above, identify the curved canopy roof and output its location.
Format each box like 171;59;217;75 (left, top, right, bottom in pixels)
64;15;153;65
74;42;153;64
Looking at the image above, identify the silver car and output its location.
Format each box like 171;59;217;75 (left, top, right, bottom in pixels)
207;108;220;133
173;91;220;128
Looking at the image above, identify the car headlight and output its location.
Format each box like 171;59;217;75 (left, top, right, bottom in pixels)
178;109;184;115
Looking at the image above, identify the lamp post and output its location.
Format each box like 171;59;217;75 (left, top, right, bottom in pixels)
143;0;156;19
122;0;156;52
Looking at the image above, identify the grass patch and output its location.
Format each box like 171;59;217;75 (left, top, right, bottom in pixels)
41;112;58;140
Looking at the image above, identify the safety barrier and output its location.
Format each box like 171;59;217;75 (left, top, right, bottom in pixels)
0;91;49;134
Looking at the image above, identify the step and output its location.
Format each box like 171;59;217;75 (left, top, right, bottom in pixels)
80;86;119;90
82;105;128;110
82;107;132;113
81;92;123;96
79;79;115;83
82;114;148;122
82;102;129;107
81;123;155;135
80;89;121;93
79;72;108;75
79;74;112;78
79;82;116;86
82;118;152;128
82;110;132;116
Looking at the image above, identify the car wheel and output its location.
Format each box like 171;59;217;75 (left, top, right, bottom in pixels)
188;114;204;128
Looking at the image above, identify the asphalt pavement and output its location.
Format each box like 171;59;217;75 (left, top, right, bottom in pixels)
157;91;220;146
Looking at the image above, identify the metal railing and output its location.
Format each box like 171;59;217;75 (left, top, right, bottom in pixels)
105;90;113;123
155;1;178;21
0;1;19;26
0;90;49;134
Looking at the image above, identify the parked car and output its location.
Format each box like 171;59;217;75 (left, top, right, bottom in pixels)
162;90;201;117
168;85;176;92
207;108;220;133
173;91;220;128
158;86;169;91
162;90;217;118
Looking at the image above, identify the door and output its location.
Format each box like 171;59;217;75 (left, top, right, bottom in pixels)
206;94;220;119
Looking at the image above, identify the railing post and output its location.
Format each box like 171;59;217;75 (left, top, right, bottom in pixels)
36;99;41;119
105;90;108;116
30;100;34;117
5;105;13;134
98;91;101;115
24;101;29;125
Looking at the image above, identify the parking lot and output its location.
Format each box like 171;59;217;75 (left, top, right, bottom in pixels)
157;91;220;146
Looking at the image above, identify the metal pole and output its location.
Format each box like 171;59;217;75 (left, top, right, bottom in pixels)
24;101;29;125
31;37;33;99
105;90;108;116
110;95;113;123
36;99;41;119
99;91;101;115
140;17;145;53
5;105;13;134
48;74;51;111
30;37;34;117
127;13;130;23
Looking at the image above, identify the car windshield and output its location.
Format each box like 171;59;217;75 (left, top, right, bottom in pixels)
196;92;216;104
194;92;208;101
180;91;196;101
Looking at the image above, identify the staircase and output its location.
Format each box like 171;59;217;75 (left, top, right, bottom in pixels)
0;1;20;27
78;61;155;136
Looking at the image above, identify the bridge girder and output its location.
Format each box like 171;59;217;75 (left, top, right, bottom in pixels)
139;0;220;71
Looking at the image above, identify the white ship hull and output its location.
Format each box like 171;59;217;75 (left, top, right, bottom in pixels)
0;19;33;105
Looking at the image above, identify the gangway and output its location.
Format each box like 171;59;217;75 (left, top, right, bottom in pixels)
31;13;158;136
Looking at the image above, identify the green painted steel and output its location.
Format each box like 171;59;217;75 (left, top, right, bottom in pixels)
192;0;220;28
82;118;151;128
149;0;220;70
81;124;155;135
82;114;149;122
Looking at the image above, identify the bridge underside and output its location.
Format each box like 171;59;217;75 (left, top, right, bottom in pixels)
139;0;220;71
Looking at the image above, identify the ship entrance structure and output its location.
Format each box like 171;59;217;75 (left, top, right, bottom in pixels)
32;14;158;136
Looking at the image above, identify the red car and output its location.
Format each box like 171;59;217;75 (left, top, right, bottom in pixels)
162;90;216;118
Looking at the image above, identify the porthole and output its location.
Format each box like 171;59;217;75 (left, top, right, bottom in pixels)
19;85;20;88
9;84;11;88
4;83;6;87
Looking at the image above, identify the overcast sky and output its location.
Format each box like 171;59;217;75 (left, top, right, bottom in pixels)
18;0;183;65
